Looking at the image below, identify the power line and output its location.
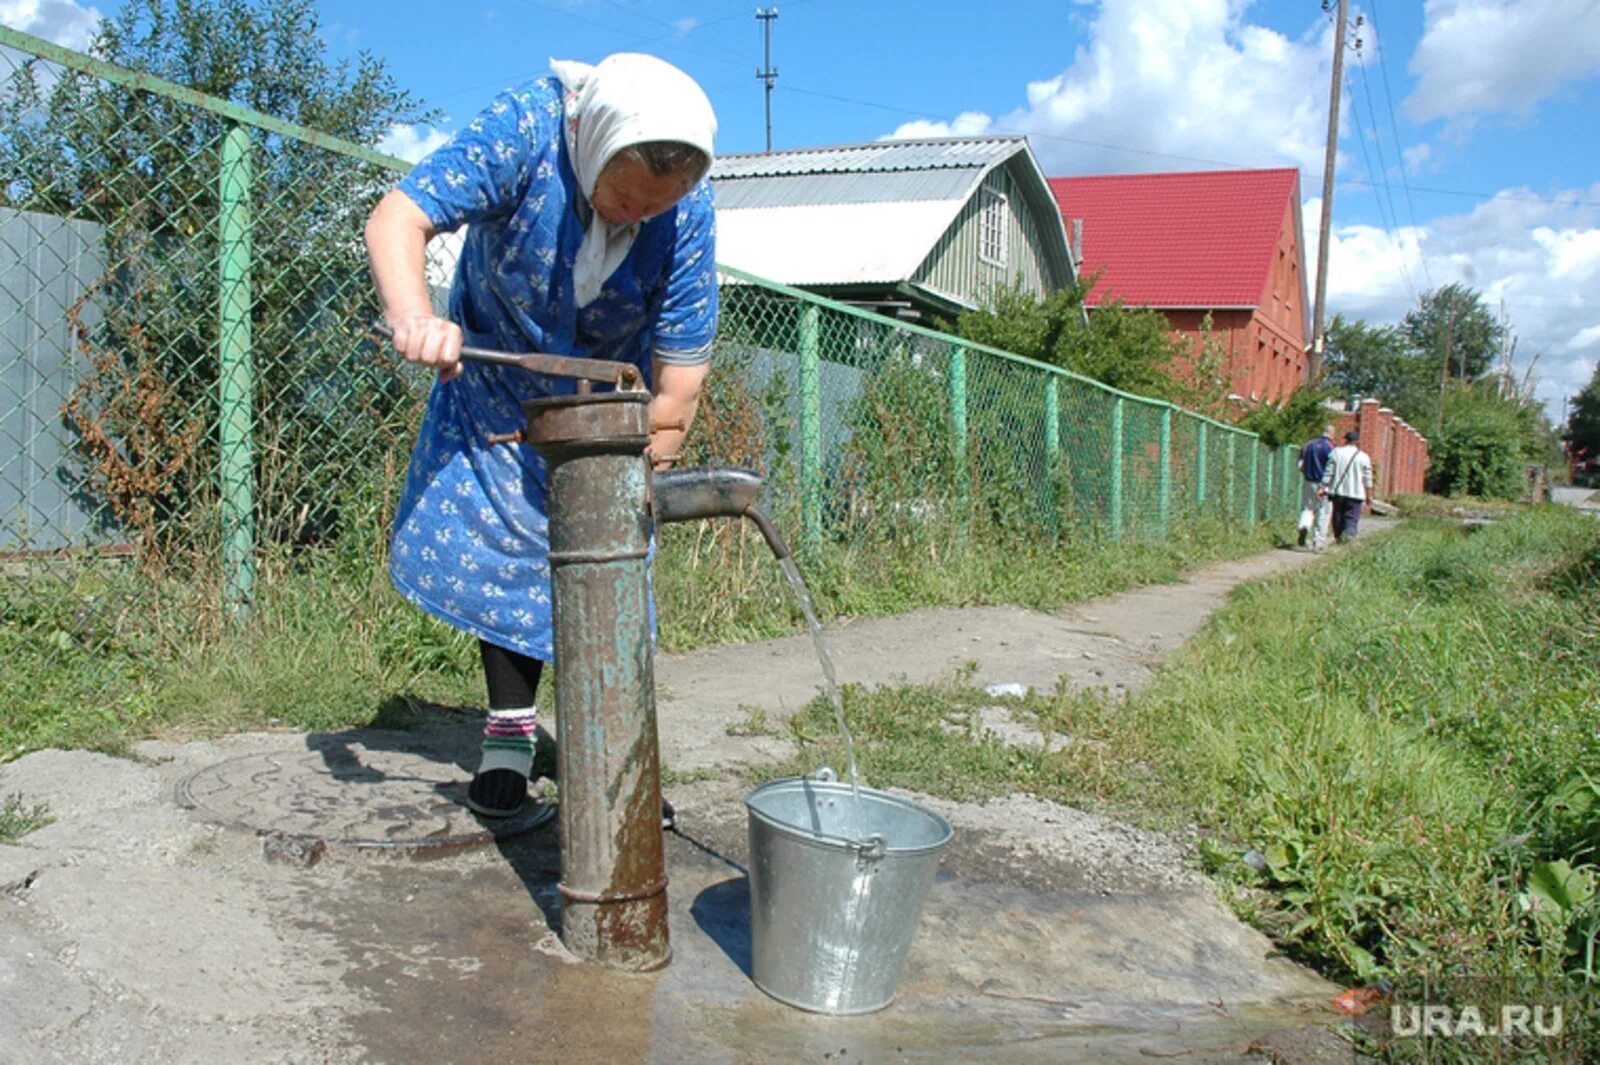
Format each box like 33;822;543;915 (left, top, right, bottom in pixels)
423;0;823;106
1365;0;1434;291
412;2;1600;212
1347;41;1416;306
1351;36;1406;254
1340;179;1600;208
772;82;1264;168
596;0;750;63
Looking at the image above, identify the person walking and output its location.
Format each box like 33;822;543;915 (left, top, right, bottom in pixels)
365;53;718;818
1322;430;1374;544
1296;424;1335;550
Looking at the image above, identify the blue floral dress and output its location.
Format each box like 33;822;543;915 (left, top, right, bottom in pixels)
388;76;718;661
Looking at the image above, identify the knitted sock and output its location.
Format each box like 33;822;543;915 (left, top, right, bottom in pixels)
480;707;539;775
466;707;538;816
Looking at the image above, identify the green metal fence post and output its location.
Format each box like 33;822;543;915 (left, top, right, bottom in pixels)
1196;421;1209;507
1248;441;1260;521
1284;447;1295;515
1263;443;1274;520
949;343;970;541
798;301;822;553
1226;432;1236;520
1157;406;1172;539
1109;397;1125;540
1044;375;1060;535
219;122;255;618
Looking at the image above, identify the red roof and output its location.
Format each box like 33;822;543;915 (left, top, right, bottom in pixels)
1048;169;1300;309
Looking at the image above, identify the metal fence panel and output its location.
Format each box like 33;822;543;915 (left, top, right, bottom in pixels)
0;208;109;551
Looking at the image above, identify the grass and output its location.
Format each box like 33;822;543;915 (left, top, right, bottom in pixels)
6;494;1594;1056
654;508;1280;650
770;506;1599;1060
0;792;52;844
0;505;1278;761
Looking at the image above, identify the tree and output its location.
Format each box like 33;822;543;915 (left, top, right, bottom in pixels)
951;280;1191;402
1429;385;1541;499
1564;361;1600;485
1403;283;1505;385
1322;314;1436;427
1236;382;1338;449
0;0;435;556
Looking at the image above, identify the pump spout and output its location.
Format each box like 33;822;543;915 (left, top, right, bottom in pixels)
652;466;792;561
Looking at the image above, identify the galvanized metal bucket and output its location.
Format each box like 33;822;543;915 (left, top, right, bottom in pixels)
744;770;954;1014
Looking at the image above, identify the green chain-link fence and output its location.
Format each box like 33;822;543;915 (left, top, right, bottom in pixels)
706;268;1299;551
1;28;1298;712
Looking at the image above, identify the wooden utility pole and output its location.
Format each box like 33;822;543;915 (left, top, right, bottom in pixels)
1437;293;1457;437
1308;0;1349;381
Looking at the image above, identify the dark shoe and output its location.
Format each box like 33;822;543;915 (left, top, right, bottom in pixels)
661;798;678;831
465;768;528;817
1297;527;1308;547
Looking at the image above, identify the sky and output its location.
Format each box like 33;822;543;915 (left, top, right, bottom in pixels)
4;0;1598;421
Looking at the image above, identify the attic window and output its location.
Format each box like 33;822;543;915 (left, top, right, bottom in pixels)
979;187;1008;267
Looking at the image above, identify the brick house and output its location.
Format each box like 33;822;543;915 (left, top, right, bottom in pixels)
1048;168;1309;405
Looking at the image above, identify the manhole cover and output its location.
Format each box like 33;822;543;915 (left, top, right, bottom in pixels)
175;728;555;854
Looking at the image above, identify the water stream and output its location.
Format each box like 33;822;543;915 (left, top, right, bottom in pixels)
776;556;862;821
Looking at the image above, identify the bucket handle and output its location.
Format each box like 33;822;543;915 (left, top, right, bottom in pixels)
804;767;888;862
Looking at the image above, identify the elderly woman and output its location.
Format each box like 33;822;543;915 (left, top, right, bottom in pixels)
365;53;717;817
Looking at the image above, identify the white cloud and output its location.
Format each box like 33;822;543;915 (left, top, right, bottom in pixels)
0;0;101;51
674;17;697;37
870;0;1599;420
376;123;453;163
1531;226;1600;284
886;111;992;140
1309;185;1600;416
1406;0;1600;125
1566;325;1600;353
1401;142;1433;174
888;0;1331;175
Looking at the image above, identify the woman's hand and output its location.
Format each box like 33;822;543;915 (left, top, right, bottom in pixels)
648;360;710;469
387;314;465;382
365;190;462;380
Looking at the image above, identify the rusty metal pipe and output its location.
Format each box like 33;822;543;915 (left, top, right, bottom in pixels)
651;466;792;560
523;391;669;971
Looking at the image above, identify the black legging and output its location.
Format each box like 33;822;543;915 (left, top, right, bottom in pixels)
478;640;544;710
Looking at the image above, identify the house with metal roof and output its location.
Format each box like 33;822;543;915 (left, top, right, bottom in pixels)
711;135;1078;322
1048;168;1309;404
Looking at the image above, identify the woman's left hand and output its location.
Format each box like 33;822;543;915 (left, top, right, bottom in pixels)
648;360;711;468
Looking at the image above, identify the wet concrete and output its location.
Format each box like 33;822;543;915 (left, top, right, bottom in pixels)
313;790;1334;1065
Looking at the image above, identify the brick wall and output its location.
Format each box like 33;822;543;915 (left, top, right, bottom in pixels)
1331;399;1430;497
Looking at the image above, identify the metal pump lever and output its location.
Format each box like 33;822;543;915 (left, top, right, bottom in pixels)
370;321;643;391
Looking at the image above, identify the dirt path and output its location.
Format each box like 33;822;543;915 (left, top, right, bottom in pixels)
657;541;1336;771
0;539;1370;1065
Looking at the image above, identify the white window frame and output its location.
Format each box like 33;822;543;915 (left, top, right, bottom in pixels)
978;186;1008;268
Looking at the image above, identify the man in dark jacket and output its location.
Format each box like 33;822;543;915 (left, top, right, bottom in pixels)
1296;424;1335;550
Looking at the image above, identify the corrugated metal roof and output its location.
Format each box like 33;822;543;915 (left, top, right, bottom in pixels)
709;135;1075;294
712;169;978;209
712;135;1026;179
715;200;967;286
1048;169;1302;310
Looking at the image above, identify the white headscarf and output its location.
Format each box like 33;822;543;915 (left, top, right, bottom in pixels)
549;53;717;307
